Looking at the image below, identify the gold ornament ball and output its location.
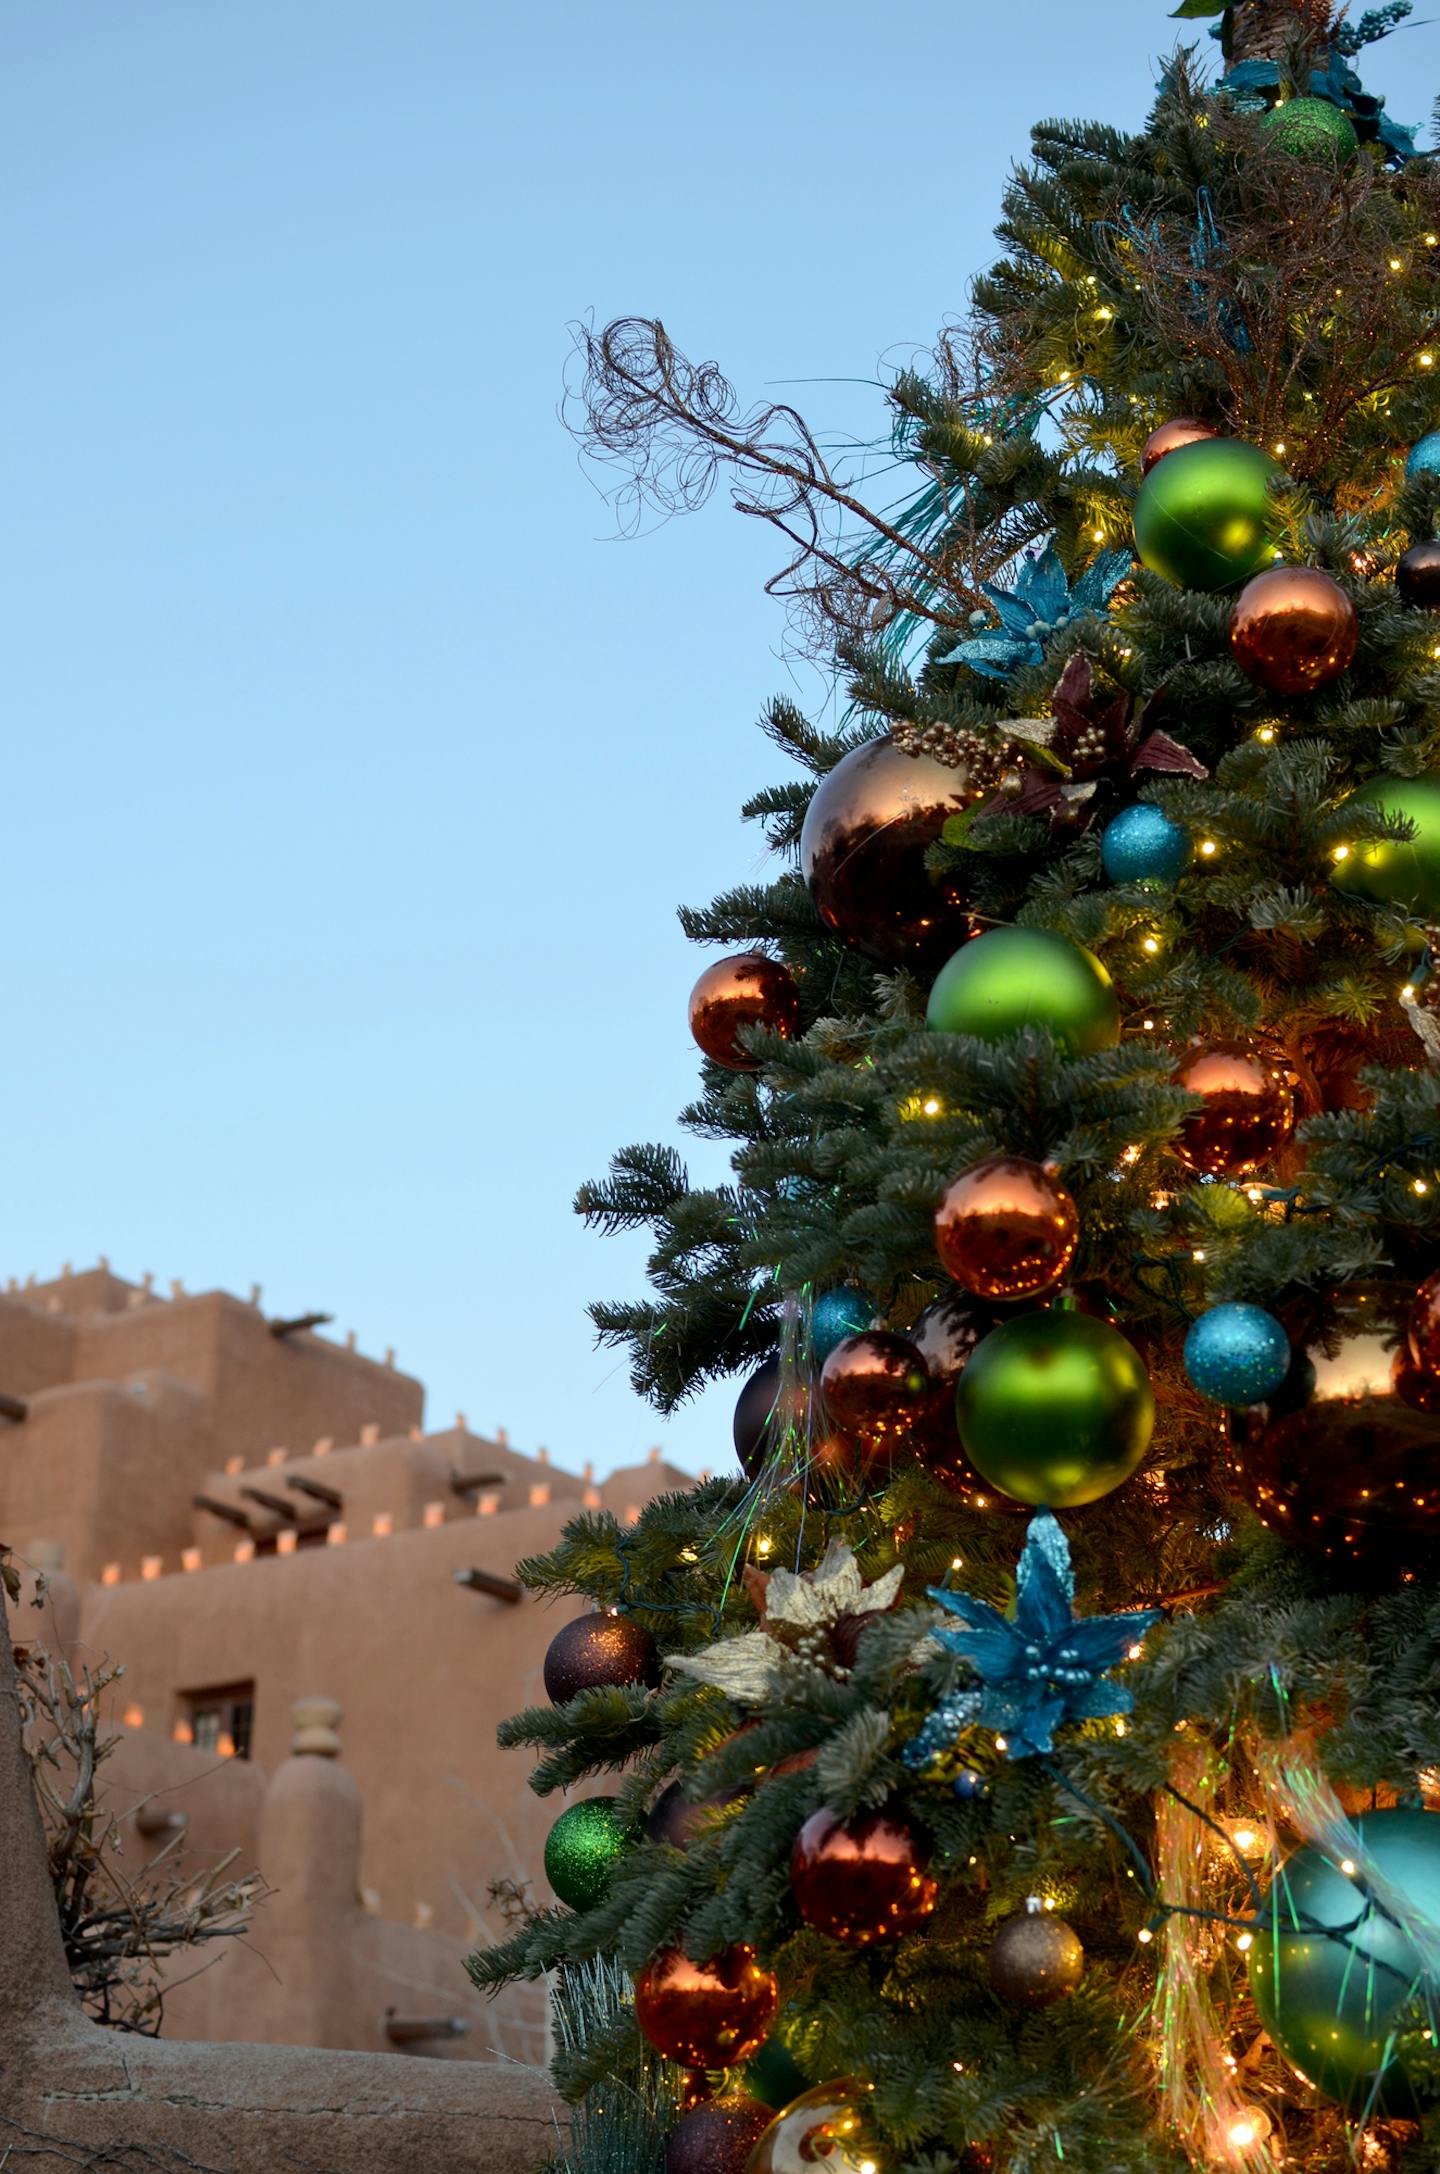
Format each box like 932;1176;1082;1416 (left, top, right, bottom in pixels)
747;2081;881;2174
632;1945;779;2071
1140;417;1219;475
987;1908;1085;2008
1173;1042;1294;1177
934;1155;1080;1302
688;954;800;1072
1229;565;1358;696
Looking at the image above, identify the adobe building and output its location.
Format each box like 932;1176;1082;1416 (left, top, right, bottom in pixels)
0;1260;695;2064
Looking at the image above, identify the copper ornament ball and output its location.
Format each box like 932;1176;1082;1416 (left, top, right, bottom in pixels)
542;1612;661;1703
934;1155;1080;1302
819;1331;935;1451
664;2095;776;2174
1229;565;1359;696
1173;1042;1294;1178
688;953;800;1073
1397;540;1440;610
1140;416;1219;475
632;1945;779;2070
790;1805;938;1944
987;1909;1085;2008
1409;1266;1440;1379
799;737;978;969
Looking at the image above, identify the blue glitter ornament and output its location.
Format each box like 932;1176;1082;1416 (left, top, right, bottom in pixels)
1407;431;1440;482
1183;1303;1290;1406
1100;804;1191;887
810;1284;876;1363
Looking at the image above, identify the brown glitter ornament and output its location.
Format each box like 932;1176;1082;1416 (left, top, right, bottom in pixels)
1397;541;1440;610
934;1155;1080;1302
1228;1282;1440;1572
1229;565;1358;696
988;1905;1085;2008
818;1333;934;1461
688;954;800;1073
1140;417;1219;475
665;2095;776;2174
800;737;980;968
542;1612;660;1704
633;1946;779;2070
790;1805;938;1945
1174;1042;1294;1177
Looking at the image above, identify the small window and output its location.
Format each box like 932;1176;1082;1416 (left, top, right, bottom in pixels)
182;1681;255;1761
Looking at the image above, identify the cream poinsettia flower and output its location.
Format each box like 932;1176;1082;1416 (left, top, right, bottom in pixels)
667;1543;905;1705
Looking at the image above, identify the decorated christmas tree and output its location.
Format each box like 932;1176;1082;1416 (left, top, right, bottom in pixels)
470;6;1440;2170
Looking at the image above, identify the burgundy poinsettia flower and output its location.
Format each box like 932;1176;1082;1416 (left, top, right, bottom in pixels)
983;654;1207;827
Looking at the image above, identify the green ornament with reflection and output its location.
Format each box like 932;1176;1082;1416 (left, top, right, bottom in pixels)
543;1797;631;1913
1248;1811;1440;2113
1261;95;1359;166
926;927;1120;1054
1132;438;1279;591
955;1311;1154;1509
1331;773;1440;922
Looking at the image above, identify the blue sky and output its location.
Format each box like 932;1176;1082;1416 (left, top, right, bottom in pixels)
2;2;1433;1479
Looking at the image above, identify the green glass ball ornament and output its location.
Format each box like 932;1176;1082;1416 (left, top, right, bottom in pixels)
926;928;1120;1054
1132;438;1279;592
1331;773;1440;922
543;1797;631;1913
743;2034;812;2112
1248;1811;1440;2113
955;1310;1155;1508
1260;95;1359;165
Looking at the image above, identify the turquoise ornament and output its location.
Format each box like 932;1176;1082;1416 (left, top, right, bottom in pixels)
543;1797;630;1912
1183;1303;1290;1406
1249;1811;1440;2113
1132;438;1279;592
954;1312;1155;1509
810;1285;876;1364
1331;773;1440;921
926;927;1120;1054
1406;431;1440;482
1100;805;1191;887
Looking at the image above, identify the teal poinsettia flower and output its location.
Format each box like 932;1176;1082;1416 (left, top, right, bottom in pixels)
925;1513;1159;1760
936;544;1132;683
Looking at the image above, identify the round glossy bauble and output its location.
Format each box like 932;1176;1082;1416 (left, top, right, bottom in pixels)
800;738;979;969
747;2080;880;2174
1140;417;1219;475
733;1356;807;1481
1132;438;1279;592
810;1285;876;1364
742;2036;812;2112
953;1766;989;1801
1248;1811;1440;2112
1229;566;1358;696
646;1775;748;1850
934;1156;1080;1303
1100;804;1191;887
1331;773;1440;921
1227;1283;1440;1569
1406;431;1440;483
1408;1265;1440;1379
1396;540;1440;609
1183;1304;1291;1407
819;1333;933;1446
926;928;1121;1055
790;1806;938;1945
689;954;800;1072
988;1908;1085;2008
543;1797;630;1912
632;1946;779;2071
1174;1042;1294;1178
543;1613;660;1704
955;1311;1154;1509
665;2096;776;2174
1260;95;1359;164
912;1289;995;1385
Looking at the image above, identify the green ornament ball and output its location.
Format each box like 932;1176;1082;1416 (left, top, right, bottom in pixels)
955;1311;1155;1509
1331;773;1440;922
543;1797;630;1913
1261;95;1360;166
743;2034;812;2111
926;927;1120;1054
1132;438;1279;592
1249;1811;1440;2113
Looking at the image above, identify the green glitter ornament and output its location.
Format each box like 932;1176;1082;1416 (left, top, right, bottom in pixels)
1261;96;1360;166
1132;439;1279;592
1331;773;1440;922
926;927;1120;1054
955;1311;1154;1509
544;1796;631;1913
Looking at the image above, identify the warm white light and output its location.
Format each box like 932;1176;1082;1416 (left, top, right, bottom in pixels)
1192;1248;1207;1263
923;1096;942;1117
1128;1642;1143;1660
1142;935;1160;955
1200;839;1217;857
994;1736;1008;1752
1257;725;1276;743
1137;1925;1153;1944
1332;844;1351;862
1341;1857;1357;1876
1416;1179;1431;1196
1236;1931;1254;1953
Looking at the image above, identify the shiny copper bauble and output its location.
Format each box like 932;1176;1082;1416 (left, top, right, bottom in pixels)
543;1613;660;1703
987;1909;1085;2008
1227;1283;1440;1570
1408;1266;1440;1380
1174;1042;1294;1177
934;1155;1080;1302
790;1806;938;1945
1140;417;1219;474
665;2095;776;2174
688;953;800;1073
1229;566;1359;696
633;1945;779;2070
800;738;977;969
818;1332;934;1449
1397;541;1440;610
910;1292;1028;1510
